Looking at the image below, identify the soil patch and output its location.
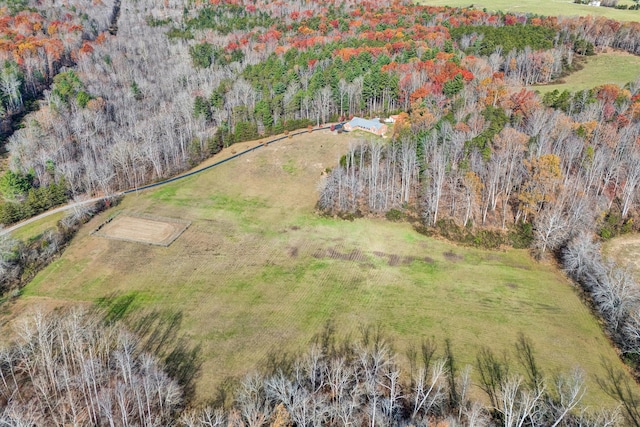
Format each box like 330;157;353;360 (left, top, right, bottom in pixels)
371;251;434;266
92;213;190;246
443;250;464;262
314;247;367;262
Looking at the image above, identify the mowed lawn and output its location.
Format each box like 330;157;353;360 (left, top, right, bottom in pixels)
534;51;640;94
16;130;629;405
419;0;640;21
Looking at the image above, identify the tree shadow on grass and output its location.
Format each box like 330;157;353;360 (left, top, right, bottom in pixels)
596;358;640;427
94;292;203;403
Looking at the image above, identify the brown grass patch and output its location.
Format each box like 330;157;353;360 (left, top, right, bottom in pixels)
93;213;190;246
0;297;93;343
359;250;434;266
313;247;367;262
604;235;640;279
443;250;464;262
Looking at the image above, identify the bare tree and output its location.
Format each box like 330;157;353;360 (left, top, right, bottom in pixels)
0;309;182;426
495;374;545;427
549;368;586;427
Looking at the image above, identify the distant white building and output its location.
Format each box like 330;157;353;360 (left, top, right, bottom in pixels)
343;117;388;136
589;0;601;6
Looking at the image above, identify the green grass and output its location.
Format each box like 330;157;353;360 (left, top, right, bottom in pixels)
9;211;65;242
419;0;640;21
281;158;297;175
534;51;640;93
15;131;632;406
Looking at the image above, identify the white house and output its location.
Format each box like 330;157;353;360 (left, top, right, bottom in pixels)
343;117;388;136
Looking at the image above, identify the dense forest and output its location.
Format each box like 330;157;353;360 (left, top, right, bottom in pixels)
2;0;640;424
0;0;113;140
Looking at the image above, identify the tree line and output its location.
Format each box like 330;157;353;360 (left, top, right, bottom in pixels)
319;81;640;250
180;328;615;427
2;309;637;426
563;233;640;385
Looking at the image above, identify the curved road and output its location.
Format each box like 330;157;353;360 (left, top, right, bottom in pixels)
1;125;339;237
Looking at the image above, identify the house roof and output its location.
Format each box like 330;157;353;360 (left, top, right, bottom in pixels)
348;117;385;131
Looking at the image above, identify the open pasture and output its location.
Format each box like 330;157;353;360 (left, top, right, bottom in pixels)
419;0;640;21
13;130;630;405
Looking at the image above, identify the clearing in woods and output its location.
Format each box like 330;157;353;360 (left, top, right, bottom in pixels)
10;130;633;405
534;50;640;94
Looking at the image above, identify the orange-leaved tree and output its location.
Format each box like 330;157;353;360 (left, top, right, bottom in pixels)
518;154;563;222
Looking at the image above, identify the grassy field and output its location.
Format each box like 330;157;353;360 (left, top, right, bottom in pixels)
534;51;640;94
419;0;640;21
7;130;631;406
8;211;65;243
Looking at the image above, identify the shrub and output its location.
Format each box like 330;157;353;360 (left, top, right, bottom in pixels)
385;208;404;222
509;221;534;249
